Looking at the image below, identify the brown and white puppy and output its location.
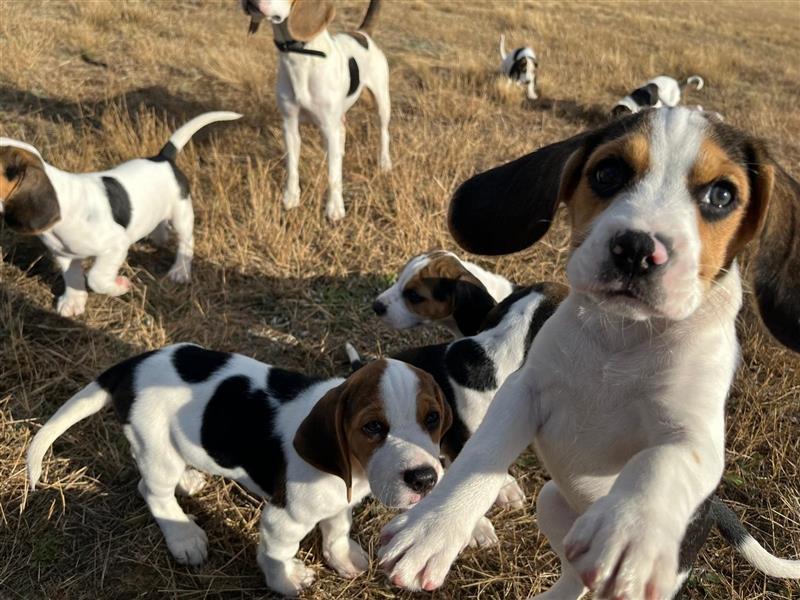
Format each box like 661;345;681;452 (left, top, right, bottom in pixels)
27;346;451;597
373;250;515;337
380;107;800;599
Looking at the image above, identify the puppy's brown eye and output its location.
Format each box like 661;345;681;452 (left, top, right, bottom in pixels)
424;411;440;430
362;420;387;438
590;157;632;197
699;180;737;220
403;289;424;304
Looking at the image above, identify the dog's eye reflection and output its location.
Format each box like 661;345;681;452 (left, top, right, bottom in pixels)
362;420;387;438
706;181;735;208
591;157;632;197
424;411;440;430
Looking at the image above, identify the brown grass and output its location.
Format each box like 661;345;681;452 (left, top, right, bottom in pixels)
1;1;799;598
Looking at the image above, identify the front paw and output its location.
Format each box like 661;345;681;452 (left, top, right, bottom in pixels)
261;557;316;597
380;154;392;172
164;520;209;566
495;475;526;509
564;497;679;600
324;538;369;577
326;198;346;222
56;291;88;317
468;516;498;548
283;187;300;210
167;262;191;284
379;505;472;591
88;274;130;296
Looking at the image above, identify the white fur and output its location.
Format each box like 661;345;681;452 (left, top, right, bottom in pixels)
499;34;538;100
0;111;241;317
27;349;441;597
243;0;391;221
614;75;705;114
378;108;752;599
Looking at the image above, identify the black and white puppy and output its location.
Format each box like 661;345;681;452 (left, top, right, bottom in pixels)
0;112;241;317
27;346;451;597
499;34;538;100
612;75;704;116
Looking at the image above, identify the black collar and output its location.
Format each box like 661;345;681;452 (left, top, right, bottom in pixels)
273;39;327;58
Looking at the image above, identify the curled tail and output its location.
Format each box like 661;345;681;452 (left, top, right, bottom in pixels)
358;0;381;36
154;111;242;162
499;34;508;60
27;382;111;490
711;498;800;578
345;342;368;372
684;75;704;92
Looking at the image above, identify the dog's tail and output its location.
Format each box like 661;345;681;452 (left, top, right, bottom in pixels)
499;34;508;60
154;111;242;162
711;498;800;578
683;75;704;92
27;381;112;490
344;342;368;372
358;0;381;36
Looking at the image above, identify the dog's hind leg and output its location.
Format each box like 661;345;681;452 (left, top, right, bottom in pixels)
370;63;392;172
167;199;194;284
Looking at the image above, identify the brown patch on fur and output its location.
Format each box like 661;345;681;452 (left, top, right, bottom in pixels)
287;0;336;43
402;253;481;319
344;31;369;49
690;138;752;282
0;145;60;234
413;367;452;444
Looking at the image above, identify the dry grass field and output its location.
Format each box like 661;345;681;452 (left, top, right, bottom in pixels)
1;1;799;598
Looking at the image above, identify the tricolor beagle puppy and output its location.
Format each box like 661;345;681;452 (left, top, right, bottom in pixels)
0;112;241;317
372;250;515;337
379;107;800;598
353;282;567;520
613;75;704;116
499;34;539;100
241;0;391;221
27;346;451;597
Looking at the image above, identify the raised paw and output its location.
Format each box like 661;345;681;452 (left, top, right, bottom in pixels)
56;291;88;317
468;516;498;548
495;475;526;510
261;556;316;597
164;519;209;566
176;469;207;496
324;537;369;577
564;496;679;600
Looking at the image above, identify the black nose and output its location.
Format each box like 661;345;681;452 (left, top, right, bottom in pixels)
403;466;438;494
372;300;387;316
609;230;658;277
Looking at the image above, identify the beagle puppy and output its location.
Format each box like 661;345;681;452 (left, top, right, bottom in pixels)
379;107;800;599
27;346;451;597
372;250;515;337
0;112;241;317
613;75;704;116
353;282;567;517
241;0;391;221
499;34;538;100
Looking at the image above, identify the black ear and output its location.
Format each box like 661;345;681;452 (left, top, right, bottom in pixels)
2;147;60;234
451;278;497;336
631;83;660;107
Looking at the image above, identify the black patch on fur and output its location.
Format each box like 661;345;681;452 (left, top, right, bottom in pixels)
509;57;528;81
201;375;288;506
393;344;471;460
172;345;231;384
630;83;660;108
431;277;496;337
96;350;159;423
156;141;178;162
445;340;496;391
148;143;190;199
345;31;369;49
347;57;360;96
101;176;131;229
710;496;750;548
267;368;324;403
678;496;715;574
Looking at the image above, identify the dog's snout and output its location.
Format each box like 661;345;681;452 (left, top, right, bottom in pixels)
403;466;438;494
372;300;387;316
609;230;667;276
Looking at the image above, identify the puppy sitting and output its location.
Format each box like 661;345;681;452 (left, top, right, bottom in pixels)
27;346;451;597
0;112;241;317
499;34;539;100
612;75;704;115
372;250;515;337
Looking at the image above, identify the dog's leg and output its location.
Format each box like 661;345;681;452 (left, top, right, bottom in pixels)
319;506;369;577
281;105;302;210
371;67;392;172
86;242;130;297
167;198;194;284
54;256;88;317
527;76;538;101
528;481;587;600
257;504;317;596
175;468;207;496
321;117;346;221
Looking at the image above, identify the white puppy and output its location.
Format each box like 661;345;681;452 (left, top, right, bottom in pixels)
499;34;538;100
241;0;391;221
0;111;241;317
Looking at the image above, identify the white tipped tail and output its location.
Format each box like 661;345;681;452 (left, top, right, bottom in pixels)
164;111;243;155
499;34;508;60
345;342;366;372
686;75;704;91
27;382;111;490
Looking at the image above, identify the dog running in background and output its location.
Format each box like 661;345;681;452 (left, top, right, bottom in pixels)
613;75;704;115
499;34;539;100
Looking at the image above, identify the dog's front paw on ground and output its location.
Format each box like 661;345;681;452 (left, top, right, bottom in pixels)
165;520;209;566
282;188;300;210
495;476;526;509
325;200;346;222
56;291;88;317
176;469;207;496
324;538;369;577
265;559;316;597
564;497;679;600
167;263;191;284
468;516;498;548
88;274;130;296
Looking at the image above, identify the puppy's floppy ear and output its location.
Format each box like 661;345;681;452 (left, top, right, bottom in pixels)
288;0;336;42
1;146;60;234
294;380;353;501
744;141;800;352
423;255;496;335
630;82;660;108
448;131;591;256
434;382;453;436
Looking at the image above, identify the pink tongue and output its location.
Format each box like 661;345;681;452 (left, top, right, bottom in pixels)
651;238;669;265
